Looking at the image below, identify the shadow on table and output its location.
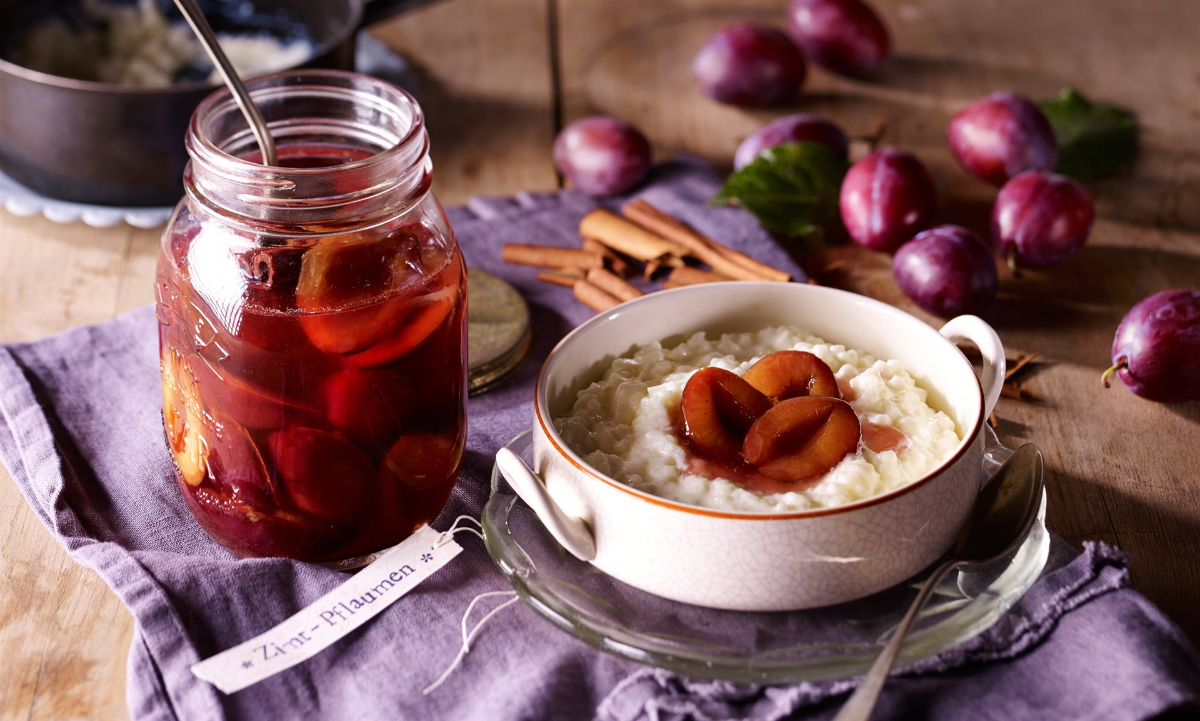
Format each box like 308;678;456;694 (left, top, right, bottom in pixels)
977;244;1200;361
1046;467;1200;649
398;57;557;193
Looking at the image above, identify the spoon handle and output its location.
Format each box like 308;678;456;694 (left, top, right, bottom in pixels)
833;559;961;721
172;0;277;166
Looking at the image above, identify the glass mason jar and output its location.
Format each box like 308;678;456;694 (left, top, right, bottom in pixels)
155;71;467;567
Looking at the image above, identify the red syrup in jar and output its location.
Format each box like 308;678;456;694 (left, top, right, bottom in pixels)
158;145;467;563
240;143;376;168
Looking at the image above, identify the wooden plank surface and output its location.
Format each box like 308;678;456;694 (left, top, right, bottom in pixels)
554;0;1200;645
368;0;560;204
2;0;1198;718
0;2;556;719
0;216;149;721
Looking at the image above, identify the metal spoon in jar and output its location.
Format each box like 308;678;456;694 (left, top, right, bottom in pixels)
834;443;1045;721
172;0;277;166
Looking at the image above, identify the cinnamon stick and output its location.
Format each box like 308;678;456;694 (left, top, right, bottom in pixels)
573;279;621;312
579;209;689;261
621;199;790;282
1004;353;1039;382
586;267;643;302
663;266;731;289
503;244;604;270
582;237;633;278
537;269;586;287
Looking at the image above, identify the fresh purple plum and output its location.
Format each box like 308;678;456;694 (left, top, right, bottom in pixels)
992;170;1093;268
692;23;807;107
839;147;936;253
1104;289;1200;403
734;114;849;170
786;0;890;76
552;117;652;196
948;92;1058;186
892;226;998;317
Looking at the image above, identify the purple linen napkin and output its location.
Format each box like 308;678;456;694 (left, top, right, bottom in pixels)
599;542;1200;721
1;158;1197;721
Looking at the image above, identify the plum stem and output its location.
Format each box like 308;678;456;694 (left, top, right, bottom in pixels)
866;118;888;150
1101;360;1127;388
1006;247;1021;278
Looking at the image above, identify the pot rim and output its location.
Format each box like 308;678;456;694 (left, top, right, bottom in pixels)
534;281;987;521
0;1;362;95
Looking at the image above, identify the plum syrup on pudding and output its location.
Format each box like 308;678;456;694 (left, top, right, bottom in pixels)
553;327;960;512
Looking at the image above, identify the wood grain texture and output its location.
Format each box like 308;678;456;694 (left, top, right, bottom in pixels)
555;0;1200;644
2;0;1199;718
0;215;149;721
0;1;557;719
367;0;559;206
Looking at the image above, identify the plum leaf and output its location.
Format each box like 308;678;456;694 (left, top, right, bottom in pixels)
1038;88;1136;180
713;141;847;237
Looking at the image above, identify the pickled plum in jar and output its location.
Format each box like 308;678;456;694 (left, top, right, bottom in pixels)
156;72;467;566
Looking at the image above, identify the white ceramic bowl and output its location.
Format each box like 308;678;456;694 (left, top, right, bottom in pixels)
498;282;1004;611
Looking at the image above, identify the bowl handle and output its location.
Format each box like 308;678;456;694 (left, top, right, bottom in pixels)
939;315;1006;420
496;448;597;561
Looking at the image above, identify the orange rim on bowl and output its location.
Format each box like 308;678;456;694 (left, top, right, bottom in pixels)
533;283;987;521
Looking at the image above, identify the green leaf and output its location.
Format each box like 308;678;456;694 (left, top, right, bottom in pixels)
713;142;848;238
1038;88;1137;179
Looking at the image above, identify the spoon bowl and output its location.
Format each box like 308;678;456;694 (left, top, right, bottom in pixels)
954;443;1045;566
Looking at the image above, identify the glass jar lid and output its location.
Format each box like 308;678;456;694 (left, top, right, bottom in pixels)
467;269;531;395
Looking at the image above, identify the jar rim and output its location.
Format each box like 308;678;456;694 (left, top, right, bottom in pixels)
183;69;432;224
186;69;425;178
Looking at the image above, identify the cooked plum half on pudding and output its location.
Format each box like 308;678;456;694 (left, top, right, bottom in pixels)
742;350;841;401
743;397;861;482
680;368;773;462
556;327;961;512
679;350;862;485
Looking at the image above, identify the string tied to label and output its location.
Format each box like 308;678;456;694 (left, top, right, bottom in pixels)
436;514;485;547
423;514;521;695
422;589;521;695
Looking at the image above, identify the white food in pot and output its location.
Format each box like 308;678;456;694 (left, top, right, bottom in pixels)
552;326;962;513
11;0;313;87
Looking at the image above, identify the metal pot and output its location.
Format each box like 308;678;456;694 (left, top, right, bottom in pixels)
0;0;430;207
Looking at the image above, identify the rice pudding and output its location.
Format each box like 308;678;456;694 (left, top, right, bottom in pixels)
552;326;962;512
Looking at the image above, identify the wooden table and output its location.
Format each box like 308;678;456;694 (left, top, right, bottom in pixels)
2;1;1197;717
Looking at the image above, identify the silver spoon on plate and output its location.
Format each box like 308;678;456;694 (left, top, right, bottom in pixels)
834;442;1045;721
172;0;277;166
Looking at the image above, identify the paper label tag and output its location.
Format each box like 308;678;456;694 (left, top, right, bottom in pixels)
192;524;462;694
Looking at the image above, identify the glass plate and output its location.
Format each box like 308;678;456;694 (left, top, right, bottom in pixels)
483;430;1050;684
